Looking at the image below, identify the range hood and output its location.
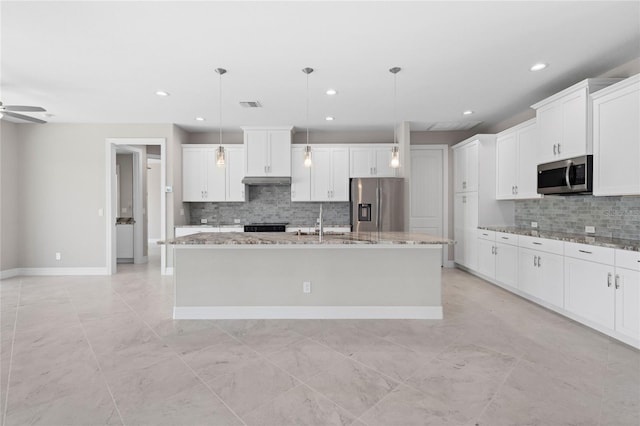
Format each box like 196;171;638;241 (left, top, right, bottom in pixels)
241;176;292;186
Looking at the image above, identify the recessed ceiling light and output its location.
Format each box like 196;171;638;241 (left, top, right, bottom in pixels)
155;90;170;97
530;63;548;72
326;89;337;96
195;117;205;121
463;110;474;115
325;116;335;121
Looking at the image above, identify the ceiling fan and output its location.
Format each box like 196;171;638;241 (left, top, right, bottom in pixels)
0;101;47;124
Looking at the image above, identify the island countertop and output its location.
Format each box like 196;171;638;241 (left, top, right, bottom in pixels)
163;231;453;246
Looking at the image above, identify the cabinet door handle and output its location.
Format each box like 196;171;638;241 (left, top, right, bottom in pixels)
491;246;495;254
537;256;541;267
534;256;538;267
532;242;542;245
511;186;514;195
607;272;612;287
557;144;561;154
615;274;620;289
501;236;509;240
578;249;592;254
494;246;498;255
553;144;557;155
515;185;518;194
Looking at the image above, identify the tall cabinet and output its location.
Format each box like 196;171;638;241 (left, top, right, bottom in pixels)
452;135;514;271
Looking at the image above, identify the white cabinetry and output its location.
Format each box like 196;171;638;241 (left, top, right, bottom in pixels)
349;145;397;178
116;224;134;259
182;145;245;202
477;230;518;288
454;192;478;271
243;127;292;177
564;243;639;344
614;249;640;342
291;145;349;202
311;146;349;201
591;74;640;196
453;135;514;271
495;119;541;200
532;78;621;163
291;146;312;202
518;236;564;308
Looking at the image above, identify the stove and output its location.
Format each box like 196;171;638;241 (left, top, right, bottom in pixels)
243;223;288;232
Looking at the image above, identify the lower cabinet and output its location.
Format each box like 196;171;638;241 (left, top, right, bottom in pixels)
477;233;496;278
615;264;640;341
518;247;564;308
564;256;615;329
477;230;519;288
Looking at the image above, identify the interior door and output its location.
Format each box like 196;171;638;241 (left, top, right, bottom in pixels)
410;147;445;262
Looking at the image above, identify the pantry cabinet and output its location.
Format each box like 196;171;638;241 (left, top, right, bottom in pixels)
591;74;640;196
453;135;514;272
495;119;541;200
349;145;397;178
531;78;621;163
243;127;292;177
182;145;245;202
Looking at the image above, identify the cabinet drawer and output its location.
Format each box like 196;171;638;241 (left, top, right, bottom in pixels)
565;242;614;265
616;249;640;271
478;229;495;241
518;235;564;255
495;232;518;246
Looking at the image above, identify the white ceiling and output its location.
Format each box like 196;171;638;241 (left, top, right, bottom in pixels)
1;1;639;133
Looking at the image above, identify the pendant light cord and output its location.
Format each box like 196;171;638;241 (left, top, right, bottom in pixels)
219;71;223;147
393;70;397;145
306;70;310;147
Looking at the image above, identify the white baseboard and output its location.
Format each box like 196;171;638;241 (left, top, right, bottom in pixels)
173;305;443;320
18;267;109;276
0;269;20;280
443;260;455;268
163;267;174;276
134;256;148;264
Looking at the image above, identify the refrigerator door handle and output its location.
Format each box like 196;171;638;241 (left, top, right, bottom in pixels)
376;184;380;230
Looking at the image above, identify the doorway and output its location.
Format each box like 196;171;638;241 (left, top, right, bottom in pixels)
106;138;166;275
410;145;449;265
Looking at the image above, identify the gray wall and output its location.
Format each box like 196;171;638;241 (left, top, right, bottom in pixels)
515;196;640;239
13;123;175;269
188;185;350;227
1;121;20;272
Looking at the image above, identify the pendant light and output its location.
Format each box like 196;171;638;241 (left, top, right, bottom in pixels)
389;67;401;169
215;68;227;167
302;67;314;167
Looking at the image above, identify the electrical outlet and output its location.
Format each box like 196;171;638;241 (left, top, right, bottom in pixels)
121;207;127;213
55;252;61;261
179;208;184;216
234;218;241;224
531;222;538;228
585;226;595;234
98;208;104;217
303;281;311;294
201;218;207;224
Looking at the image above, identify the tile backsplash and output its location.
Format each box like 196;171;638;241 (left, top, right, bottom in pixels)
187;185;351;226
515;195;640;239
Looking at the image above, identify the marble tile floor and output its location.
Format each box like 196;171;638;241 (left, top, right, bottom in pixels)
0;248;638;426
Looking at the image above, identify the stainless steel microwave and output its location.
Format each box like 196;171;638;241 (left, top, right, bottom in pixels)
537;155;593;195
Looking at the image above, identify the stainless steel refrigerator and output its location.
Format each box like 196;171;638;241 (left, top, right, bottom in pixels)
351;178;405;232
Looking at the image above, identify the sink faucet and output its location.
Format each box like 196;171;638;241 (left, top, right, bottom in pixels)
318;204;324;242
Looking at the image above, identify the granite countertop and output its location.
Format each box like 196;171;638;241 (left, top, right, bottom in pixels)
479;226;640;252
162;231;453;246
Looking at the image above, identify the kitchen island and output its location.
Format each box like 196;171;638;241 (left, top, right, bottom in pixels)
165;232;452;320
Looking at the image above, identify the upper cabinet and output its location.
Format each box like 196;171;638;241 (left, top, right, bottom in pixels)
532;78;622;163
182;145;245;202
349;144;398;178
591;74;640;196
453;140;478;193
291;145;349;202
495;119;541;200
243;127;292;177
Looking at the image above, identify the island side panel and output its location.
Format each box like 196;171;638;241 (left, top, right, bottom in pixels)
174;245;442;319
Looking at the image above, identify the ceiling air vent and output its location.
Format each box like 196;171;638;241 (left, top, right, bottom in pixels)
239;101;262;108
424;121;482;131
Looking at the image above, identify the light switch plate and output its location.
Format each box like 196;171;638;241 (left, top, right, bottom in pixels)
234;219;241;224
531;222;538;228
585;226;595;234
201;218;207;224
303;281;311;294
